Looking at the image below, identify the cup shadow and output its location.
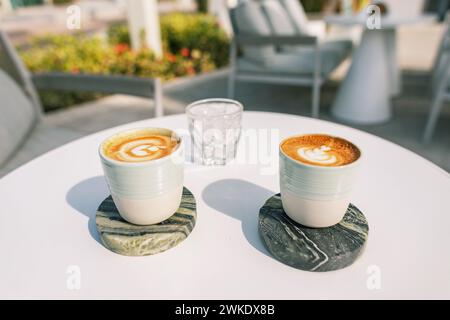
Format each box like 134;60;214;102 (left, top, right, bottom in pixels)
66;175;109;246
202;179;276;258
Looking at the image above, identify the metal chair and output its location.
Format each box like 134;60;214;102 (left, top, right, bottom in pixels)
227;0;353;118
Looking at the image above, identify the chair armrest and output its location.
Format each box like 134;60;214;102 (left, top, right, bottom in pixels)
31;72;159;98
31;72;163;117
234;34;317;46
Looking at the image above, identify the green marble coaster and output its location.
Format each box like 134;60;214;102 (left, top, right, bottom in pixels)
259;194;368;272
96;187;196;256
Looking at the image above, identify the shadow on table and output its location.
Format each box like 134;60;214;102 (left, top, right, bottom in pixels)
66;176;109;247
202;179;276;259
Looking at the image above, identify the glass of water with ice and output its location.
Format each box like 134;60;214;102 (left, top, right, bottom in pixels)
186;98;243;165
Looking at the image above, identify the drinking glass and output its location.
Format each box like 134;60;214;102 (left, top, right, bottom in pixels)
186;98;243;165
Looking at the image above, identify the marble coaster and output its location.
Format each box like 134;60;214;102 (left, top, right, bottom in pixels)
259;194;368;272
96;187;196;256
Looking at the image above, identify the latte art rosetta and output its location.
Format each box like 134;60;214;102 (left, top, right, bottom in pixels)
118;138;169;162
297;145;337;165
281;134;360;167
103;132;179;163
131;144;163;156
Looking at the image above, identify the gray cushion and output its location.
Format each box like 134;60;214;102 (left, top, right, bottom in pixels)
262;0;298;35
0;69;37;167
261;0;298;52
237;39;353;77
279;0;310;35
235;0;352;73
0;122;83;178
234;0;275;65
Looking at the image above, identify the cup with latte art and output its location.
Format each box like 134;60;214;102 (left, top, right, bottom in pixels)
279;134;362;228
99;127;183;225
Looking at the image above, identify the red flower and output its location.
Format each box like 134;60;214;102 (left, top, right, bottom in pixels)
186;66;195;75
114;43;129;54
180;47;190;57
166;53;177;63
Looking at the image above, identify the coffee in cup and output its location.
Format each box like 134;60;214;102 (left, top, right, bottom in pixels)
103;132;179;162
281;134;360;167
99;128;184;225
279;134;361;228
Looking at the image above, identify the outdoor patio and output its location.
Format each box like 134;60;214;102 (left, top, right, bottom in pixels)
42;22;450;172
2;0;450;302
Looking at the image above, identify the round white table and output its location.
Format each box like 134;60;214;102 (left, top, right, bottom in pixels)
325;14;436;124
0;112;449;299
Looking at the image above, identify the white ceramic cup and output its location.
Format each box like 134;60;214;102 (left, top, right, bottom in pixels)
99;127;184;225
279;134;362;228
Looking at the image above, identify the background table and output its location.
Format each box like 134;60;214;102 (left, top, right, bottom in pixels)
0;112;449;299
325;14;436;124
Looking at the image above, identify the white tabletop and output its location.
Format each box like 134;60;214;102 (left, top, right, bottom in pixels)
325;13;436;28
0;111;449;299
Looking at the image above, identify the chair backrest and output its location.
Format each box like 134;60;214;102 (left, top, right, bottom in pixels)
230;0;311;63
0;30;42;118
262;0;298;36
0;69;37;167
260;0;309;53
230;0;275;64
279;0;311;35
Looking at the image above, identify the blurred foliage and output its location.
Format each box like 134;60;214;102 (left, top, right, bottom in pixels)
300;0;327;12
52;0;74;5
109;13;229;68
161;13;229;68
196;0;208;13
107;23;130;47
19;13;229;112
21;35;111;111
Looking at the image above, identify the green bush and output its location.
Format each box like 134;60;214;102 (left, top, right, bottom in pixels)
161;13;229;68
19;13;229;112
107;23;130;47
300;0;327;12
108;13;229;68
196;0;208;13
53;0;74;5
21;35;113;111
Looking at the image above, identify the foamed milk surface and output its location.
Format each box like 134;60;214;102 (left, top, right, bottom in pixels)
104;133;178;162
281;134;360;167
297;145;337;165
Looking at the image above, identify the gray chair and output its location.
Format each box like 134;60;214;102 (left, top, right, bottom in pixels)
0;30;163;178
228;0;353;118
